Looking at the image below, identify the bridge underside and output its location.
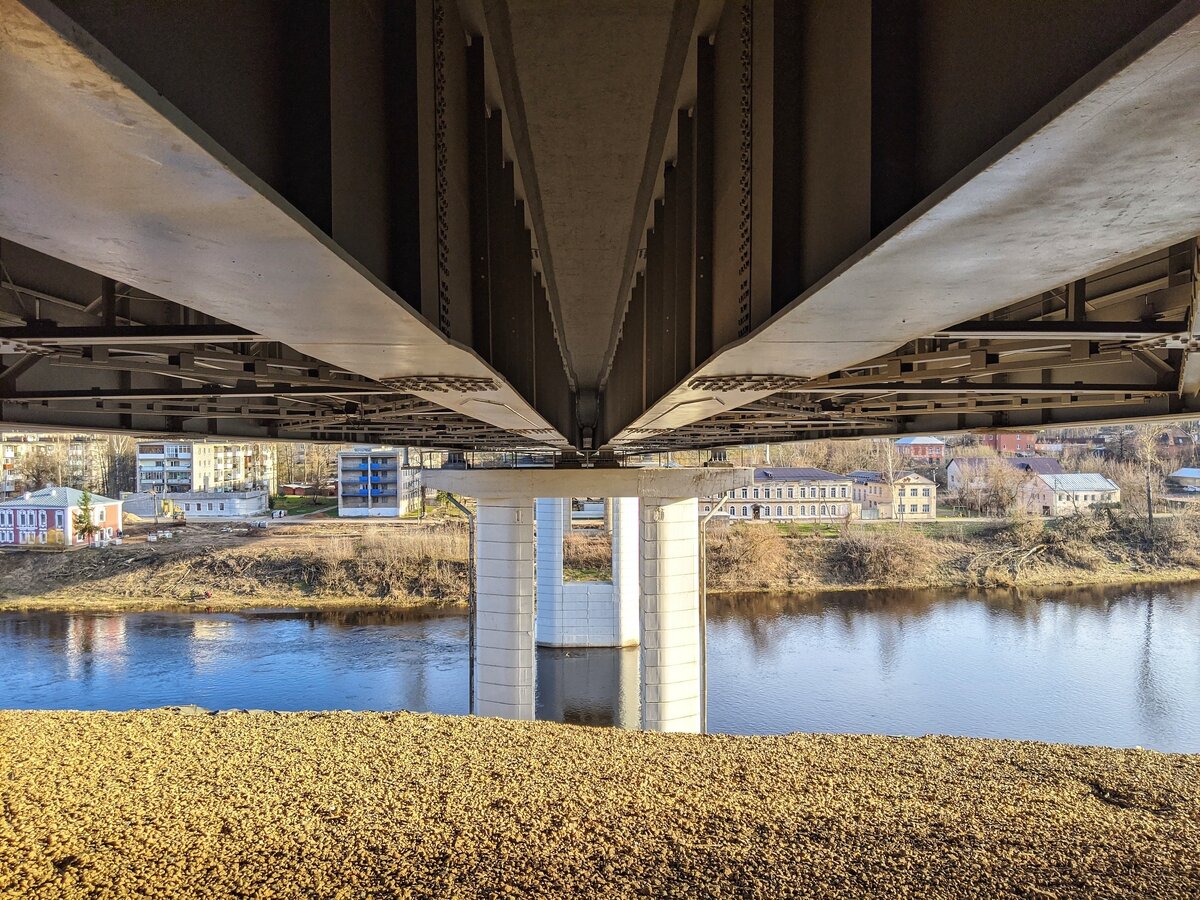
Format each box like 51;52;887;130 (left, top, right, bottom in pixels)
3;0;1200;454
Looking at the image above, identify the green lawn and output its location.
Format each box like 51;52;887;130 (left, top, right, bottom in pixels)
270;495;336;515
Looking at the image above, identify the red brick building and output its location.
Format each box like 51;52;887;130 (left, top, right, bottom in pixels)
977;432;1038;455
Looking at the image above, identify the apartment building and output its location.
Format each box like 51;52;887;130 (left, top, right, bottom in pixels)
703;467;856;522
135;440;276;495
850;470;938;520
337;447;422;517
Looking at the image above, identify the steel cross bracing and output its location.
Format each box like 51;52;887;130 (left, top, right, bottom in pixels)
616;241;1199;453
5;1;1200;453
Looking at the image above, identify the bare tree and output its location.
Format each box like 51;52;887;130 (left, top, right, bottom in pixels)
103;435;137;496
1127;424;1166;530
982;458;1025;517
874;440;905;521
18;443;65;491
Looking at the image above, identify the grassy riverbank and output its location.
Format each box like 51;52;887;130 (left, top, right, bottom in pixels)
1;710;1197;898
2;512;1200;613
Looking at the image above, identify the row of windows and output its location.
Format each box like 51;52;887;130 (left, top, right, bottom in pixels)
180;502;228;512
898;486;932;497
701;504;848;518
0;509;62;528
731;485;850;501
1055;492;1113;503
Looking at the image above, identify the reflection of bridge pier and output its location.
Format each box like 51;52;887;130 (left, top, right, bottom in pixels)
428;468;750;732
536;647;639;729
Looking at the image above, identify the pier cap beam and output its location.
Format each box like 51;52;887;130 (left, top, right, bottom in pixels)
425;467;752;500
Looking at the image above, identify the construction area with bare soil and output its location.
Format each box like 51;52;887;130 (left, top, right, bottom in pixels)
0;709;1197;898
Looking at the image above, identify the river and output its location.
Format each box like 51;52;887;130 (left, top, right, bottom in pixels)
1;582;1198;751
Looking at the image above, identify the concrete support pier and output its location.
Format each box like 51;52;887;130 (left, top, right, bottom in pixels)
427;468;752;732
639;497;702;733
535;496;639;648
474;497;535;720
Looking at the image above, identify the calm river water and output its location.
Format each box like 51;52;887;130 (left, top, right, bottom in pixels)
1;583;1198;752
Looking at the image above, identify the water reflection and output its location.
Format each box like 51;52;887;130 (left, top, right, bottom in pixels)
537;647;639;728
1;582;1198;751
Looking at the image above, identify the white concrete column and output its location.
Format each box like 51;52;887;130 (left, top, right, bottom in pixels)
537;495;641;648
639;496;701;733
534;497;567;646
611;496;641;646
475;497;535;720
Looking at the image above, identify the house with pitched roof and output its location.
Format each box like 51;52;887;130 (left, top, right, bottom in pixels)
946;456;1064;494
895;436;946;461
1018;473;1120;516
849;470;937;520
0;486;122;548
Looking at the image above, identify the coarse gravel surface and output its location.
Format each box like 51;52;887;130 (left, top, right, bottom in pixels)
1;710;1198;898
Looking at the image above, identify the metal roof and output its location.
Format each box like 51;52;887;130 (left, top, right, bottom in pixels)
1038;473;1120;492
895;436;945;445
1169;468;1200;479
754;467;848;482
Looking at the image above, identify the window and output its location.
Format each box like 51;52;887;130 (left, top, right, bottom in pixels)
810;505;817;516
703;505;710;514
922;504;931;513
922;488;930;497
840;487;847;498
220;503;226;511
742;506;748;517
741;488;748;499
820;487;827;498
752;488;760;499
776;506;782;517
763;506;770;517
787;506;794;516
799;487;807;498
820;505;827;516
208;503;214;511
787;487;794;499
910;504;918;513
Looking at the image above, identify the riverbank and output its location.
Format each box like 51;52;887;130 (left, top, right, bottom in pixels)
3;512;1200;613
1;710;1197;898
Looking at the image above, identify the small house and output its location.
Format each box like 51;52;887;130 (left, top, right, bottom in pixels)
0;487;122;548
1018;473;1120;516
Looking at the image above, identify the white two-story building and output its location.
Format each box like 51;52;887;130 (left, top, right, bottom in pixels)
703;467;856;522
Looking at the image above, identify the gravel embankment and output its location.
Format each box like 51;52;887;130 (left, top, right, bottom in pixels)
2;711;1198;898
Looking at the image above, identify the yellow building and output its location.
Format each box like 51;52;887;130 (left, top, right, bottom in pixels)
850;470;938;521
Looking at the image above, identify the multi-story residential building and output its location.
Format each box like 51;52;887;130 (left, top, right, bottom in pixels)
135;440;276;495
976;432;1039;455
850;470;938;520
0;486;122;548
703;467;856;521
946;456;1064;494
895;436;946;461
1018;473;1120;516
337;447;422;517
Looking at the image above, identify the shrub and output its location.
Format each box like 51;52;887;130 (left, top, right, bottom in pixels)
826;527;935;586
